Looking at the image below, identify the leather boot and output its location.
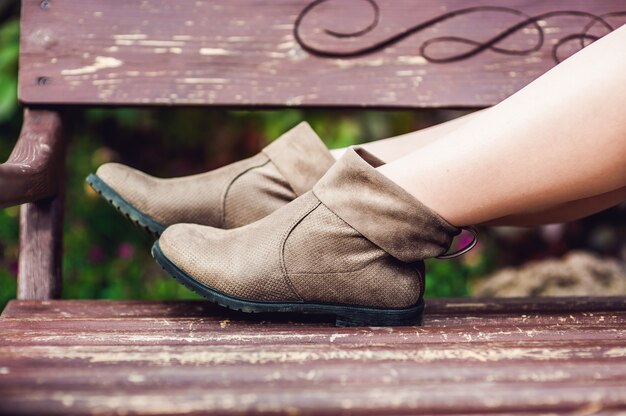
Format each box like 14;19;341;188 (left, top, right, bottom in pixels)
152;147;474;326
86;122;335;235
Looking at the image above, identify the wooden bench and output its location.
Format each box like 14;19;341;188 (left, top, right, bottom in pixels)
1;0;625;413
2;297;626;414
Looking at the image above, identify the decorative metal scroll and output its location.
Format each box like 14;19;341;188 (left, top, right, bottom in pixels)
294;0;626;64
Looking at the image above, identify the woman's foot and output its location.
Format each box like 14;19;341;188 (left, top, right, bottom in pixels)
86;122;335;235
152;148;466;326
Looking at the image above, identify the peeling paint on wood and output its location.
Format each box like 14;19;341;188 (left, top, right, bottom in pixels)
60;56;123;76
1;297;625;414
0;109;66;301
18;0;626;107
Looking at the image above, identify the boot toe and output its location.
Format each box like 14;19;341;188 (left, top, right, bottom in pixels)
157;221;300;302
93;163;168;230
159;223;222;263
158;223;239;296
96;163;153;203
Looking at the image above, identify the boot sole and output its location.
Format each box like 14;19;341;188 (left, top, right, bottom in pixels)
151;241;425;327
86;173;166;236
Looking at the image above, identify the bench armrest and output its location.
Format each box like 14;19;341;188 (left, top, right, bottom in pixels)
0;109;65;209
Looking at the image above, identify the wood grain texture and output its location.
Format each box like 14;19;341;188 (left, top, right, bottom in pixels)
0;109;65;208
3;109;67;301
17;193;64;301
0;109;66;301
19;0;626;107
1;297;625;414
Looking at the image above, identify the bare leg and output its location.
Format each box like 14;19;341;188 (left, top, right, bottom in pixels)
332;109;623;226
330;107;620;226
377;25;626;227
485;186;626;227
330;110;484;162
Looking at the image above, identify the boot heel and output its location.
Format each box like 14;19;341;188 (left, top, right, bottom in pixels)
334;300;425;327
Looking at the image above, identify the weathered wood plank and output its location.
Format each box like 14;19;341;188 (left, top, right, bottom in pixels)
0;109;67;301
1;298;625;414
1;383;626;415
4;297;625;319
0;109;65;208
4;361;626;389
19;0;626;107
2;348;625;413
1;341;625;380
17;195;65;300
3;340;625;365
1;324;625;346
2;310;625;329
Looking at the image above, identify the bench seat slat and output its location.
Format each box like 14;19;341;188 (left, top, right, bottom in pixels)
4;296;625;319
1;298;625;414
1;384;625;415
5;361;626;386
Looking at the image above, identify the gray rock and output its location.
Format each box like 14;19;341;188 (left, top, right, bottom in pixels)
473;251;626;297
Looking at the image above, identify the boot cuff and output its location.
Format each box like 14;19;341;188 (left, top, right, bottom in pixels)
262;122;335;196
313;147;460;262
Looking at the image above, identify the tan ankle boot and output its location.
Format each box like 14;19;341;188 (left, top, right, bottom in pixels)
152;148;474;326
86;122;334;235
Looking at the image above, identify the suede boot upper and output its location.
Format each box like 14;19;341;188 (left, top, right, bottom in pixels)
313;148;460;263
95;122;334;229
158;147;462;309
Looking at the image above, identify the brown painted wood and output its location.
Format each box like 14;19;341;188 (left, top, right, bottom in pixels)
0;109;65;208
19;0;626;107
3;109;67;301
4;296;625;319
1;298;625;414
0;109;66;300
17;193;64;300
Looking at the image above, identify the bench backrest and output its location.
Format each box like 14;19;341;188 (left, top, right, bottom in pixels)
19;0;626;108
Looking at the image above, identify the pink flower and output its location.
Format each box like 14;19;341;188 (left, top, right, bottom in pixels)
117;242;135;260
88;246;105;263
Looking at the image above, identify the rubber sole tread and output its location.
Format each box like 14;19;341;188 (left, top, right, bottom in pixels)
86;173;166;237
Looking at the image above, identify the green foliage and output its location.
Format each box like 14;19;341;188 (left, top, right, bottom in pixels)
0;206;18;308
60;135;203;303
0;7;21;309
425;244;493;298
0;16;18;124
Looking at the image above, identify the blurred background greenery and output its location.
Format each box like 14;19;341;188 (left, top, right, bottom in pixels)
1;2;624;310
